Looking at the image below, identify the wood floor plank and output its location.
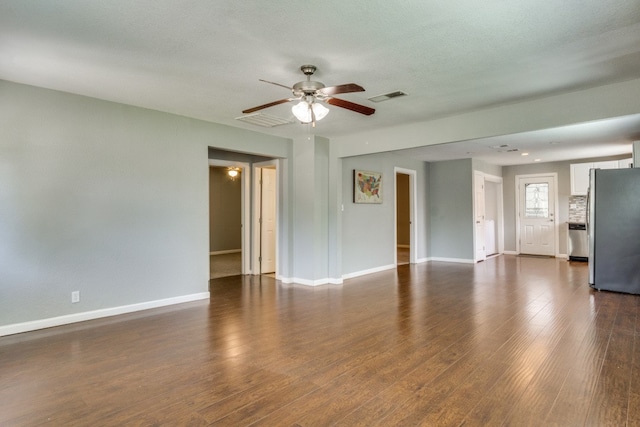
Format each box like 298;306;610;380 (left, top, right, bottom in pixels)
502;294;597;425
584;308;636;426
2;256;639;426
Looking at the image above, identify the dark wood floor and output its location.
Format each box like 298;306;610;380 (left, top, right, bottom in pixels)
2;255;639;426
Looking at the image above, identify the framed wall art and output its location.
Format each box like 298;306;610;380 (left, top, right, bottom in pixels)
353;169;383;204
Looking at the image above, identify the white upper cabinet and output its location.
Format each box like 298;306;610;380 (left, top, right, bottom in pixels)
570;158;632;195
570;162;593;195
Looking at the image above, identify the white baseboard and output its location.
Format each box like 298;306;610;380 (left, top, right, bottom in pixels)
428;257;476;264
278;276;343;286
342;264;396;280
416;257;429;264
503;250;518;255
0;292;210;337
210;249;241;255
556;253;568;259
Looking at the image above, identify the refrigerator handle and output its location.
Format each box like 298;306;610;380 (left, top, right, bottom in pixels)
588;169;596;286
586;188;590;234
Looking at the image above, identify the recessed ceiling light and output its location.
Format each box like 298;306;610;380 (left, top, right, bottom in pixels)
534;159;542;162
521;152;529;156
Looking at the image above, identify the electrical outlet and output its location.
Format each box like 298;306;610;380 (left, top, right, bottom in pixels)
71;291;80;303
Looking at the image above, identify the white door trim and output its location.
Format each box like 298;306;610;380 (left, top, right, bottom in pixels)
515;172;559;257
487;175;505;255
474;171;486;262
394;167;418;265
208;159;251;274
253;159;279;277
475;171;505;256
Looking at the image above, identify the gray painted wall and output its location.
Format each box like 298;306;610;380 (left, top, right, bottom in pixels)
429;159;474;261
0;80;290;327
473;159;503;177
341;152;429;275
209;167;241;252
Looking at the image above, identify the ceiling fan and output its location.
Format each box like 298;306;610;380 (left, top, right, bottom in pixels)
242;65;375;125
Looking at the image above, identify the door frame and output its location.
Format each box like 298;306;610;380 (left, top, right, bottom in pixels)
208;159;251;275
474;171;504;262
515;172;559;257
394;167;418;266
484;173;505;255
252;159;279;277
473;171;486;262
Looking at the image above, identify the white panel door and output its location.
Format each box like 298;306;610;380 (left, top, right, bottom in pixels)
474;172;486;262
260;168;277;273
518;176;556;256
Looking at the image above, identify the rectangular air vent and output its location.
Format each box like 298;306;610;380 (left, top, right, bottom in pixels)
368;91;407;103
235;112;293;127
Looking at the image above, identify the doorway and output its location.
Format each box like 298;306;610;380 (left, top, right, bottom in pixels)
484;179;502;256
208;160;250;279
474;171;504;262
395;167;418;266
516;173;558;256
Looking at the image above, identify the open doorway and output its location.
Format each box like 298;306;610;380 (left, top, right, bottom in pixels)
474;171;504;262
395;167;418;266
208;160;250;279
396;172;410;265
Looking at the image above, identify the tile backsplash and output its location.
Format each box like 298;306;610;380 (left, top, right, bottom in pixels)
569;195;587;223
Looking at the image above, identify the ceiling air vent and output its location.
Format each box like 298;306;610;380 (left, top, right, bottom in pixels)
368;91;407;103
235;112;293;127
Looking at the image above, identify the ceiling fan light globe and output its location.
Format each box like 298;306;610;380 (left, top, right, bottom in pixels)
312;103;329;121
292;101;312;123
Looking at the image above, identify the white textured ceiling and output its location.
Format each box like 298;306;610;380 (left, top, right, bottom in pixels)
1;1;640;164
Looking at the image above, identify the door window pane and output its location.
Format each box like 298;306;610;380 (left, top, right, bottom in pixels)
525;183;549;218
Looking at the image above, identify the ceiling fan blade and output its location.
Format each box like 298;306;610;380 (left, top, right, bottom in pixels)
318;83;365;96
326;97;375;116
242;98;292;114
259;79;293;90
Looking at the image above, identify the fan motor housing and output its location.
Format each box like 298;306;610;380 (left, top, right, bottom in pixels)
292;80;326;96
292;64;325;96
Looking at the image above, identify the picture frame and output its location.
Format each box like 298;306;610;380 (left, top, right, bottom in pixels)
353;169;383;204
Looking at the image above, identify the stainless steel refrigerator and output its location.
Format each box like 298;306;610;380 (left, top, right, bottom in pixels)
588;167;640;294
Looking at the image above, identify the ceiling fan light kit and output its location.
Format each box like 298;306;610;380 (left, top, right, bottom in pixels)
292;99;329;123
242;64;375;126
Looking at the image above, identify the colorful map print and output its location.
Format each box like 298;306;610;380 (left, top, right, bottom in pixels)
354;170;382;203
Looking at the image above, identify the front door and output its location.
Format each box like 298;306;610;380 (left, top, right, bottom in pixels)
518;175;556;256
